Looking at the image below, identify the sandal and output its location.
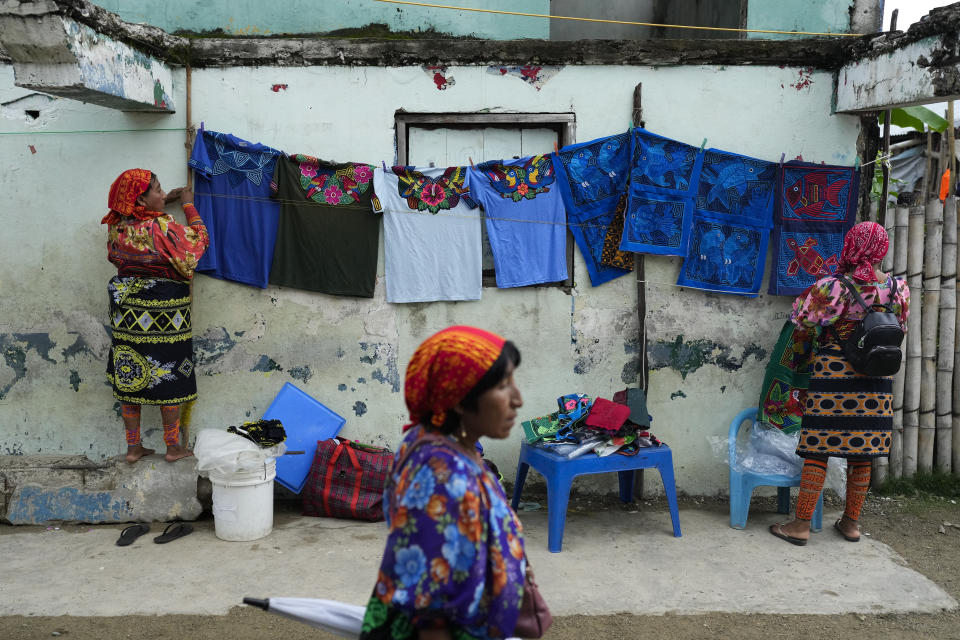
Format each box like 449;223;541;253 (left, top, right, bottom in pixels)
115;523;150;547
153;522;194;544
769;523;808;546
833;518;860;542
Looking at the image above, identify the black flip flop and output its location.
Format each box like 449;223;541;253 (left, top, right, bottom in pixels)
116;523;150;547
154;522;193;544
769;523;808;546
833;519;861;542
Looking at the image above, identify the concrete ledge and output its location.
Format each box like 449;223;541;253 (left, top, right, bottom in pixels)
1;454;201;524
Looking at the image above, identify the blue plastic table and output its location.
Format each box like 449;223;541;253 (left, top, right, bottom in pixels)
512;441;682;552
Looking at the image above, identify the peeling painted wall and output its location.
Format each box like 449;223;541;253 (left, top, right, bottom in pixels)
0;61;860;495
90;0;550;38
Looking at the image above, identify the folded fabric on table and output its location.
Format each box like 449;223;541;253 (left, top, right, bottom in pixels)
584;398;631;431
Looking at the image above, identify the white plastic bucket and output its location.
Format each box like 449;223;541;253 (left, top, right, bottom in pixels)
210;458;276;541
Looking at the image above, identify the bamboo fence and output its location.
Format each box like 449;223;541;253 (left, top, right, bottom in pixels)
877;112;960;480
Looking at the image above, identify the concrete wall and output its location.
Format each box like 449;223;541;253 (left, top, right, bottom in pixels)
747;0;855;38
90;0;550;38
0;61;860;496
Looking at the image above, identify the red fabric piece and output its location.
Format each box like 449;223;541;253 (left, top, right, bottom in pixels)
584;397;631;431
107;204;209;280
612;389;628;405
838;221;888;283
102;169;164;225
302;438;393;521
403;325;506;431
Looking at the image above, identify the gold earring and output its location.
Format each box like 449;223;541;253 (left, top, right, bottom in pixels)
460;425;468;440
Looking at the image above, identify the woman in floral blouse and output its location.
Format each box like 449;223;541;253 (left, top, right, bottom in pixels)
770;222;909;546
102;169;209;463
361;326;528;640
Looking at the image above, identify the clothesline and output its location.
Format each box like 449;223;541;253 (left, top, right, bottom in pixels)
371;0;864;37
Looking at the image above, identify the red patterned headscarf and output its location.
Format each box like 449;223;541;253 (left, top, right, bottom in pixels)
101;169;161;225
404;326;506;431
839;221;889;282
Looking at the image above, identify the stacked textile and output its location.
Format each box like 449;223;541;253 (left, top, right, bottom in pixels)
520;389;661;459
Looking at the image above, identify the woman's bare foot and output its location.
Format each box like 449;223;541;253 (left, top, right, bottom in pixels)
772;518;812;542
165;444;194;462
125;444;155;463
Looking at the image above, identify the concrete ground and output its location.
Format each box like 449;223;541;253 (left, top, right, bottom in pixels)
0;505;954;619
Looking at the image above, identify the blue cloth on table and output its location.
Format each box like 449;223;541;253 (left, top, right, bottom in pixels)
552;131;633;286
677;212;770;297
189;129;283;288
620;128;702;256
768;161;858;296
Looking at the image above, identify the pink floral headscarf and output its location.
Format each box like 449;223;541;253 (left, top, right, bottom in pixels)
839;221;888;282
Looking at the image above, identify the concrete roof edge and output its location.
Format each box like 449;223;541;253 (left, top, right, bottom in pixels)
846;2;960;61
186;36;853;69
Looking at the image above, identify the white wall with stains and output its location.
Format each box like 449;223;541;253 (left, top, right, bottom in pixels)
0;61;860;495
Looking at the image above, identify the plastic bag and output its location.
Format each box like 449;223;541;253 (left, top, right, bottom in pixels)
738;421;804;476
194;428;287;477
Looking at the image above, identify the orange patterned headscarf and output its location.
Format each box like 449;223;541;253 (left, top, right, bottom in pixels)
404;326;506;431
101;169;162;225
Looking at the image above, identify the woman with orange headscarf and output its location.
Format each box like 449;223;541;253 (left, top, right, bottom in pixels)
102;169;208;463
361;326;532;640
770;222;909;546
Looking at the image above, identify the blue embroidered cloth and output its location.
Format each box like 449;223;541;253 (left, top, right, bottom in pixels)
553;132;633;286
695;149;778;222
189;129;284;288
768;161;859;296
677;148;778;296
620;128;703;256
677;212;770;297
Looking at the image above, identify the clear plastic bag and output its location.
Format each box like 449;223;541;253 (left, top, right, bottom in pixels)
194;428;287;477
738;421;804;476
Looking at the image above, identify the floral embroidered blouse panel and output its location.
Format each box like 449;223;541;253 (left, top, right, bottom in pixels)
362;425;526;640
107;204;210;281
791;275;910;341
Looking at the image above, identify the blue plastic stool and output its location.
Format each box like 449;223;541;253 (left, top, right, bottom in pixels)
728;407;822;531
512;441;682;552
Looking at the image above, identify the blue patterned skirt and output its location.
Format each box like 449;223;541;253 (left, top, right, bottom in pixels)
106;276;197;405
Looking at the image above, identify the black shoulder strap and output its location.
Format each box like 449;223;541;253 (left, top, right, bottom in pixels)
837;274;897;313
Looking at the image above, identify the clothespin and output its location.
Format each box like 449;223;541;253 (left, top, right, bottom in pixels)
382;160;387;171
699;138;707;153
429;161;435;168
200;121;204;132
780;153;785;164
553;141;559;153
854;156;861;170
468;156;474;167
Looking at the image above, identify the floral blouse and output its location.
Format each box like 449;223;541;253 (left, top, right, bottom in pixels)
107;204;209;281
791;274;910;343
361;425;526;640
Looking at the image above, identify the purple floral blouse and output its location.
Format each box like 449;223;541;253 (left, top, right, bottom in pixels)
360;425;526;640
791;274;910;341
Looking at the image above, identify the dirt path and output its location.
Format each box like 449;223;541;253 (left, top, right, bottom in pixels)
2;495;958;640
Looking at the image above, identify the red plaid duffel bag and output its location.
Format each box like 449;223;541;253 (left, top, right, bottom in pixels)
302;438;393;521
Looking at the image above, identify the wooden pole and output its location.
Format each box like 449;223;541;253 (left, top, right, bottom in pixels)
889;204;910;479
919;197;943;474
632;83;647;499
878;11;897;222
903;204;924;478
939;191;956;474
181;63;195;450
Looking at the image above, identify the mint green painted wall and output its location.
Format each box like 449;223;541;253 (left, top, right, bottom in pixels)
747;0;854;38
92;0;549;38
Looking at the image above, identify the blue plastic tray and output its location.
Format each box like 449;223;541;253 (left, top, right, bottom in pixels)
262;382;345;494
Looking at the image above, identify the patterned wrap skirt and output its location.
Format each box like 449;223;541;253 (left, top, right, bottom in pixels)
796;340;892;459
106;276;198;405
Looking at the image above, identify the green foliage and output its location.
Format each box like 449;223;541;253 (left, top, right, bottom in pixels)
869;150;906;203
879;105;950;133
876;470;960;498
